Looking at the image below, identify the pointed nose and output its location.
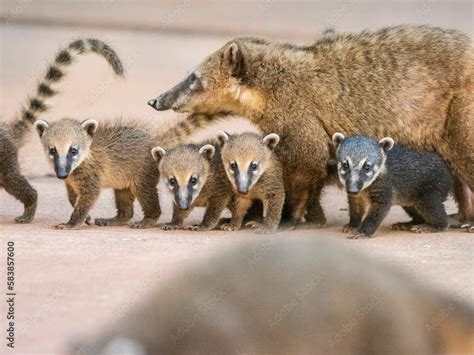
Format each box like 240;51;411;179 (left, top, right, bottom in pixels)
148;98;158;109
57;171;69;180
347;185;360;195
178;201;189;210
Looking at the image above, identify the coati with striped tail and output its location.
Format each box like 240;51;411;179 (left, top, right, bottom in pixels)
332;133;454;238
0;38;124;223
34;114;219;229
151;142;232;231
71;237;474;355
148;25;474;227
217;132;284;234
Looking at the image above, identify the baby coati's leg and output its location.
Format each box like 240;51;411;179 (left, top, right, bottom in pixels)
342;195;366;233
349;191;392;239
95;188;135;226
161;204;191;231
392;206;426;231
187;197;229;232
247;192;284;234
130;179;160;229
2;161;37;224
409;198;449;233
65;184;92;225
220;198;253;232
304;182;327;227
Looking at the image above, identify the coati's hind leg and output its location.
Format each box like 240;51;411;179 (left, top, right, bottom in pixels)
2;167;37;224
95;188;135;226
130;179;160;229
391;206;426;231
449;178;474;231
409;198;449;233
304;182;327;228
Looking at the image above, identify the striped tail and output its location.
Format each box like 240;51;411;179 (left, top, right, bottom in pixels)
10;38;124;147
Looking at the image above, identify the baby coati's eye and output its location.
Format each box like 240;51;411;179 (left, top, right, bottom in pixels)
250;163;258;171
69;147;78;155
190;176;198;185
230;162;237;170
363;163;371;172
342;161;349;170
168;177;177;186
49;147;57;155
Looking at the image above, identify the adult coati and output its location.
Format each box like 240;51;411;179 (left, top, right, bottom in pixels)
0;38;124;223
71;237;474;354
148;25;474;227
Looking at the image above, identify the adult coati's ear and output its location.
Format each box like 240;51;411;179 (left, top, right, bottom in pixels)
332;132;345;147
262;133;280;151
223;42;244;77
217;131;230;147
199;144;216;161
151;146;167;163
379;137;394;152
81;119;99;137
34;120;49;138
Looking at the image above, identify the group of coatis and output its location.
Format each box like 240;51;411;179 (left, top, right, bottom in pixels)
1;25;473;237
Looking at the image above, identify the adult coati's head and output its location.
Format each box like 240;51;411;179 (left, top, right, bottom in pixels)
34;118;98;179
148;39;265;115
218;131;279;195
332;132;394;195
151;143;216;210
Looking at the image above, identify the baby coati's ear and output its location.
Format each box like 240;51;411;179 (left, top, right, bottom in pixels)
34;119;49;138
81;119;99;137
332;132;345;147
151;146;167;163
217;131;230;147
199;144;216;161
223;42;244;77
262;133;280;151
379;137;394;152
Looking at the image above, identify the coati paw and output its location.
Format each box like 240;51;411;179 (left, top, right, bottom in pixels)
245;221;275;234
460;223;474;233
391;222;416;231
85;215;92;225
53;223;80;230
160;223;180;231
185;224;211;232
14;214;34;224
348;232;371;239
410;224;440;234
341;224;357;233
130;219;157;229
95;218;129;227
219;223;239;232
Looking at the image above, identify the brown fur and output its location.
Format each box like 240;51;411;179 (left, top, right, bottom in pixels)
217;132;284;233
0;38;124;223
152;140;232;231
71;237;474;354
34;114;219;229
149;25;474;225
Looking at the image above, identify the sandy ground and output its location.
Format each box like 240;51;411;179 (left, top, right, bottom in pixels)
0;5;473;354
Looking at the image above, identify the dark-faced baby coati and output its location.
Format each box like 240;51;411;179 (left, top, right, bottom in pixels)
0;38;124;223
332;133;454;238
71;237;474;354
34;114;218;229
151;141;232;231
217;131;284;234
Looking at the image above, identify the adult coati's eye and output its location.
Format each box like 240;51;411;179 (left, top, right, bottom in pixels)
69;147;78;155
250;163;258;171
230;162;237;170
169;177;177;186
49;147;57;155
190;176;198;185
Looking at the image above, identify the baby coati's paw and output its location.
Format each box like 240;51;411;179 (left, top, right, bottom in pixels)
246;221;276;234
14;214;34;224
95;217;129;227
391;222;416;231
219;223;240;232
410;224;442;234
186;224;211;232
53;223;80;230
341;224;357;233
130;219;157;229
348;231;371;239
160;223;180;231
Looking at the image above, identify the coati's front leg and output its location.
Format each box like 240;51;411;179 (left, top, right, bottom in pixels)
66;184;92;225
95;188;135;226
161;204;190;231
349;191;391;239
342;195;366;233
220;197;252;232
2;168;37;224
187;196;229;231
130;178;161;229
55;182;101;229
247;192;284;234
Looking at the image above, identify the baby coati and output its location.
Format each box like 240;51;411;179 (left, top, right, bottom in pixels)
151;141;232;231
332;133;454;238
217;132;284;234
71;237;474;354
34;114;217;229
0;38;123;223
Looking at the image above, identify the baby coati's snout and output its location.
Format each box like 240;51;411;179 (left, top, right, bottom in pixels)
332;132;394;194
35;118;98;179
152;143;215;210
217;131;280;195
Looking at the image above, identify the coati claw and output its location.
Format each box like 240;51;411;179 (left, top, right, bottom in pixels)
219;223;239;232
245;221;275;234
53;223;79;230
130;219;157;229
348;232;370;239
342;224;357;233
460;223;474;233
410;225;438;234
14;214;34;224
160;223;180;231
391;222;416;231
185;224;210;232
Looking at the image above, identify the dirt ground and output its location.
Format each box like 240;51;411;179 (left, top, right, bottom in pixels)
0;3;473;354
